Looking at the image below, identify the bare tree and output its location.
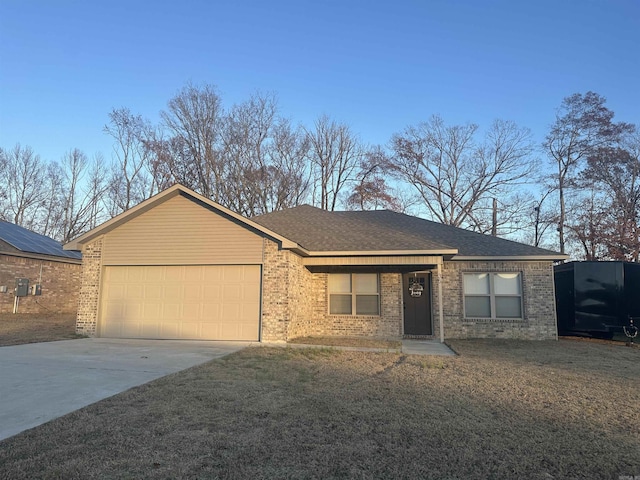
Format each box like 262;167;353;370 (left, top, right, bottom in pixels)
389;116;535;233
221;92;279;215
543;91;634;254
104;107;154;216
261;118;311;212
347;146;400;211
0;144;47;229
529;188;558;248
85;153;109;231
39;161;64;238
580;131;640;261
158;82;225;200
307;115;363;211
55;149;109;242
565;187;609;260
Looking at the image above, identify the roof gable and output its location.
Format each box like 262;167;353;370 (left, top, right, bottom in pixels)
64;185;299;251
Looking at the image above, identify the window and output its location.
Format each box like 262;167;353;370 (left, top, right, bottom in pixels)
329;273;380;315
463;273;522;319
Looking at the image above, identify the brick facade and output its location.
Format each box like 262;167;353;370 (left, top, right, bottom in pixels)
433;260;558;340
261;240;405;341
0;253;81;314
300;273;403;339
75;237;103;336
73;234;558;342
261;253;557;341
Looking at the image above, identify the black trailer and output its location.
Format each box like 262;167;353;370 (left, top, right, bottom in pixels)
554;261;640;339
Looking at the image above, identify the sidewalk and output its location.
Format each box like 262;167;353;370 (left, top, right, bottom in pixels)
263;339;456;356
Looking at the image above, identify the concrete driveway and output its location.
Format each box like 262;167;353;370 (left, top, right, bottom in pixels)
0;338;249;441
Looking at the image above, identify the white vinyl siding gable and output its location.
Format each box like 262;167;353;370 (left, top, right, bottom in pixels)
102;194;264;265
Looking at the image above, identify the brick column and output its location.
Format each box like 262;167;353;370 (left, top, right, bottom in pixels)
76;237;103;336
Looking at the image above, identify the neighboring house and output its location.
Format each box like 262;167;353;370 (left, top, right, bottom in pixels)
0;221;82;314
64;185;566;342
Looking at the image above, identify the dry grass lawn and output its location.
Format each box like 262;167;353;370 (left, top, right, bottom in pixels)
0;339;638;479
0;313;80;346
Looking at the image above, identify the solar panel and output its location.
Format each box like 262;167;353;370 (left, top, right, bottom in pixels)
0;221;82;260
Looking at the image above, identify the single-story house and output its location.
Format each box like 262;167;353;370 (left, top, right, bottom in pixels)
64;184;567;342
0;221;82;314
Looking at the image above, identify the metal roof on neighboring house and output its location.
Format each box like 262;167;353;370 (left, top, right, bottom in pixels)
252;205;565;259
0;221;82;260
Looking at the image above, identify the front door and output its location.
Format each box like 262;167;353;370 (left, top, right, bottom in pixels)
403;273;432;335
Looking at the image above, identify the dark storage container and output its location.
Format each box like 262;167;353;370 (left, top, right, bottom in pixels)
554;261;640;338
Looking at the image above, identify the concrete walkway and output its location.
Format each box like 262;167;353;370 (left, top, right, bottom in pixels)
402;339;457;356
0;338;249;441
266;339;456;356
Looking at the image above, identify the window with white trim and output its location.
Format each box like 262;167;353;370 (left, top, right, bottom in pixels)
463;272;523;319
328;273;380;315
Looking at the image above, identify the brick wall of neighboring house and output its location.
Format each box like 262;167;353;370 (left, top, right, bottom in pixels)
436;260;558;340
75;237;103;336
0;254;82;314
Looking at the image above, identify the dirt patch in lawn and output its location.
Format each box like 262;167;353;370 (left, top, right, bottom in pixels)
0;313;80;346
288;335;402;350
1;339;639;479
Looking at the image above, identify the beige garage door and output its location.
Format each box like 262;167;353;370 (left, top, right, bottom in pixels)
100;265;261;341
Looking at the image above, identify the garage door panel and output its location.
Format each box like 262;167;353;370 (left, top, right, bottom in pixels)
126;268;146;282
223;285;241;301
161;266;185;282
181;322;200;338
141;303;158;319
160;322;180;337
145;285;163;299
184;267;204;282
203;268;223;282
101;265;260;341
184;285;203;301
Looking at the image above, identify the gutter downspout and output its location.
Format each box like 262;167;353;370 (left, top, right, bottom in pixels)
438;261;444;343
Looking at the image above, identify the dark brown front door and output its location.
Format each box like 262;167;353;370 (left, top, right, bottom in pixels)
403;273;432;335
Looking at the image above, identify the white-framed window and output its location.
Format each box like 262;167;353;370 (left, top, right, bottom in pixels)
463;272;523;319
328;273;380;316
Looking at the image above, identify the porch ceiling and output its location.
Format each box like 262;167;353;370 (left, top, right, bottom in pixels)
303;255;443;273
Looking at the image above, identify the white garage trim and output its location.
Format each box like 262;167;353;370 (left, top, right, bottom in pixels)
99;265;261;341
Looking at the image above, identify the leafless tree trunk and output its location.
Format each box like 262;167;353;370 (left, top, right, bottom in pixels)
580;131;640;261
221;93;278;215
159;82;224;200
347;146;400;211
57;149;109;242
389;116;535;233
0;144;47;230
307;115;363;211
543;91;634;254
263;118;311;212
104;108;154;216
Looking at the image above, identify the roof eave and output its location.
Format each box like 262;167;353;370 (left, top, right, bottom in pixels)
451;254;569;261
63;184;301;251
0;250;82;264
300;249;458;257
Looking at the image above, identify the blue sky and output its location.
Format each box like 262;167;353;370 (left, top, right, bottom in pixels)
1;0;638;164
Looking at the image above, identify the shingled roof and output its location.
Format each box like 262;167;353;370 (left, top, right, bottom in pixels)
252;205;565;259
